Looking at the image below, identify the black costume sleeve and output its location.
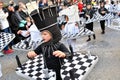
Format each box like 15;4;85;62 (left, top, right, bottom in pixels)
34;45;42;55
98;7;109;16
58;43;71;58
83;9;95;19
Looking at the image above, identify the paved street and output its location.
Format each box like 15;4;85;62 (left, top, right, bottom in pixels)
0;21;120;80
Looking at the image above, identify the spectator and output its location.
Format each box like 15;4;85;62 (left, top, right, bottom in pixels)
18;1;29;20
7;5;22;44
56;0;64;12
78;0;83;12
9;0;16;7
37;0;48;8
0;1;14;54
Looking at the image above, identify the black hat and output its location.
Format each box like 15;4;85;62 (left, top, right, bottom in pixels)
86;2;92;5
99;0;105;4
40;23;62;44
31;6;62;44
86;0;91;5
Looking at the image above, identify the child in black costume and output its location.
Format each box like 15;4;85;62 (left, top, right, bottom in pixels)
98;1;108;34
83;3;96;42
27;24;70;80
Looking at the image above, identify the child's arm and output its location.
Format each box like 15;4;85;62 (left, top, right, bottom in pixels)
27;45;42;59
53;51;66;58
27;51;38;58
53;43;71;58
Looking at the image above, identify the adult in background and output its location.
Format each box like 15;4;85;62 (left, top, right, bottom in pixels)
37;0;48;8
78;0;83;12
18;1;29;20
0;2;14;54
7;5;23;44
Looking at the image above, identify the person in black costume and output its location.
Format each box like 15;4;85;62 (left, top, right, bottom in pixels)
83;3;96;42
27;13;71;80
98;1;108;34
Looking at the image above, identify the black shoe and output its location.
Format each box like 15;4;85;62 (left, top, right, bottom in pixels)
93;34;96;40
86;38;91;42
101;31;105;34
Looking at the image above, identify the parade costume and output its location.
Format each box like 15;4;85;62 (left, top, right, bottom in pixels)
63;21;79;52
98;1;108;34
33;23;70;80
83;3;96;41
28;5;71;80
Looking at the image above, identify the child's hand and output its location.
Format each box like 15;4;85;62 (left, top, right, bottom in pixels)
17;30;22;34
27;51;37;59
26;31;30;35
53;51;66;58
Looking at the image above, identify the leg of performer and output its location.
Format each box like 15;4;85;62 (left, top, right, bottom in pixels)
86;22;94;42
100;20;105;34
93;34;96;40
54;68;62;80
71;39;78;52
86;35;91;42
89;22;96;40
2;27;14;54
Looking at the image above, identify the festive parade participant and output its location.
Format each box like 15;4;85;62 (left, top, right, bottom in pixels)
83;2;96;42
98;1;108;34
61;15;79;53
27;17;71;80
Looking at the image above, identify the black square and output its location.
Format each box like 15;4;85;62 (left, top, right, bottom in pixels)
80;66;87;70
28;74;33;77
28;69;34;73
86;59;92;63
35;73;42;76
78;61;84;65
74;73;80;78
62;71;68;75
76;57;82;60
62;66;67;70
69;64;76;67
28;65;34;68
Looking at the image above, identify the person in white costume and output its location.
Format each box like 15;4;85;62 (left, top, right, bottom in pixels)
61;15;79;53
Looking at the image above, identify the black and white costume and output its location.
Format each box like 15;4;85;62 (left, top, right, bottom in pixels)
83;3;96;41
98;1;109;34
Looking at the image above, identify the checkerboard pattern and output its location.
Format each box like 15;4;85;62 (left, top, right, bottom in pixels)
16;53;98;80
12;37;41;51
62;27;94;40
0;32;15;51
16;55;56;80
61;54;98;80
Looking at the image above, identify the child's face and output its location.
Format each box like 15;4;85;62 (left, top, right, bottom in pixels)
26;17;31;22
87;5;91;9
100;3;104;7
41;31;52;42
